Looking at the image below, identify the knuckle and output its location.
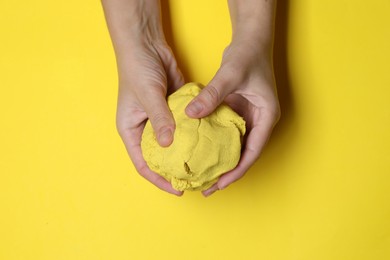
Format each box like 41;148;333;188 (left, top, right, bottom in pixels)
273;103;282;123
137;165;148;178
203;85;221;105
275;109;281;123
150;112;174;132
271;104;281;124
116;121;129;138
267;102;281;124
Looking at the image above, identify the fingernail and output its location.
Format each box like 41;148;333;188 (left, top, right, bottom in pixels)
186;101;203;115
174;191;184;197
203;186;219;197
204;190;213;197
158;128;172;146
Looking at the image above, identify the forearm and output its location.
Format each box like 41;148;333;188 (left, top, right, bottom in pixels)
101;0;165;58
228;0;276;53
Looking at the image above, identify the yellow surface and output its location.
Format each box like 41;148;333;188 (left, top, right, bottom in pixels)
1;0;390;259
141;82;245;191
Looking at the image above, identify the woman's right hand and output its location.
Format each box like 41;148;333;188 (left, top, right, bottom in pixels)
101;0;184;195
116;40;185;196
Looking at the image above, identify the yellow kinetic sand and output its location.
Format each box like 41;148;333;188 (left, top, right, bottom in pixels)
141;82;246;191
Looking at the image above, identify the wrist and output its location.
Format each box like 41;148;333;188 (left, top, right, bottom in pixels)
127;2;165;45
229;32;273;63
228;0;276;56
102;0;166;57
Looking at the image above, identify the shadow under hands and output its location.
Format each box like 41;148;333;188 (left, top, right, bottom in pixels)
273;0;295;137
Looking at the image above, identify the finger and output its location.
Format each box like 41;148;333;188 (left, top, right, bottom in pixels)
217;111;276;190
139;91;175;147
202;183;219;197
138;163;184;196
119;127;183;196
185;66;236;118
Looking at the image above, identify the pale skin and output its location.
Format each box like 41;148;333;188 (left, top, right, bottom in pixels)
101;0;280;197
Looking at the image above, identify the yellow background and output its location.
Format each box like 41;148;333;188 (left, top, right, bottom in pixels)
1;0;390;259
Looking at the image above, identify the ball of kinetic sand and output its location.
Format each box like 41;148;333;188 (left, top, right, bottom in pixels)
141;82;246;191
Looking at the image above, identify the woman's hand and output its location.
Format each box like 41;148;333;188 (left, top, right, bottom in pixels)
102;0;184;195
186;0;280;196
116;41;184;196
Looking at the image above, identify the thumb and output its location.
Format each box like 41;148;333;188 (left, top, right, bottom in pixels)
185;69;235;118
142;92;175;147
